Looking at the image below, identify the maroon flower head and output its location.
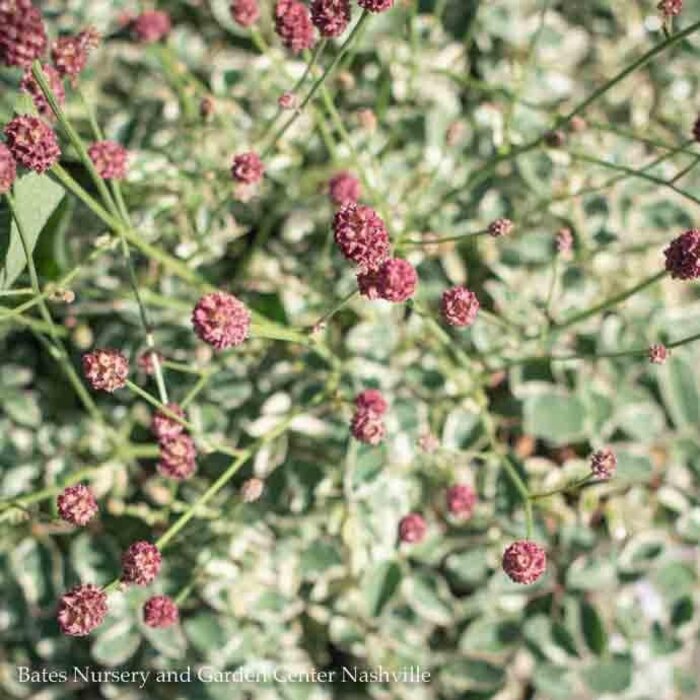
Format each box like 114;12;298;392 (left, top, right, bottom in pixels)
0;143;17;194
311;0;351;38
356;268;382;299
544;129;565;148
398;513;426;544
231;0;260;27
446;484;477;519
488;217;514;238
441;286;479;327
4;115;61;174
57;484;98;526
278;91;298;110
354;389;388;415
350;408;386;445
133;10;172;43
658;0;683;17
77;26;101;52
664;229;700;280
151;403;186;442
20;65;65;119
82;348;128;392
357;0;394;11
555;227;574;255
590;447;616;481
333;203;390;271
192;291;251;350
51;35;88;79
241;477;265;502
648;343;669;365
143;595;179;628
231;151;264;184
502;540;546;584
157;433;197;481
328;171;361;206
0;1;47;68
376;258;417;302
88;140;128;180
57;583;108;636
121;541;162;586
274;0;316;54
138;349;164;375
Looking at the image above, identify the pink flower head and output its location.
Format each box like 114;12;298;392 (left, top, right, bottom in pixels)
278;91;298;110
51;35;88;79
488;217;514;238
356;268;382;299
658;0;683;17
590;447;616;481
445;484;477;519
357;0;394;11
57;583;108;636
231;151;264;184
241;477;265;502
502;540;547;584
143;595;179;628
310;0;351;38
20;64;65;119
664;229;700;280
0;143;17;194
350;408;386;445
0;0;47;68
354;389;388;415
333;203;390;271
157;433;197;481
57;484;98;526
82;348;129;392
151;403;186;442
88;140;128;180
4;115;61;174
648;343;669;365
328;171;361;207
274;0;316;54
398;513;426;543
441;286;479;327
121;541;162;586
231;0;260;27
192;291;251;350
138;349;164;375
375;258;417;302
133;10;172;43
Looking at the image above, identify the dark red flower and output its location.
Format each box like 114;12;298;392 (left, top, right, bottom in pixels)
0;0;47;69
398;513;426;543
57;583;108;636
278;91;298;110
121;541;162;586
88;140;128;180
20;64;65;119
328;171;361;206
350;408;386;445
274;0;316;54
441;286;479;327
658;0;683;17
82;348;128;392
57;484;98;526
4;115;61;174
310;0;351;38
0;143;17;194
590;447;616;480
356;268;382;299
143;595;179;628
445;484;476;519
354;389;387;415
231;151;264;184
133;10;172;43
375;258;417;302
192;291;251;350
664;229;700;280
488;217;514;238
151;403;186;442
157;433;197;481
357;0;394;11
51;35;88;79
502;540;546;584
138;349;164;375
333;203;390;271
231;0;260;27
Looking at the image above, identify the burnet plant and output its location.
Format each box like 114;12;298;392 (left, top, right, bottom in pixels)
1;0;700;696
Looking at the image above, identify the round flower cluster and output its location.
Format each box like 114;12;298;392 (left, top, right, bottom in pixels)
328;171;361;207
231;0;260;27
488;217;514;238
274;0;316;54
502;540;547;584
82;348;128;392
664;229;700;280
121;541;162;586
231;151;264;184
658;0;683;17
648;343;669;365
693;115;700;144
445;484;477;520
138;349;165;375
441;286;479;327
278;91;298;110
358;0;394;11
192;291;251;350
143;595;179;628
133;10;172;43
157;433;197;481
151;402;186;442
51;35;88;79
57;484;98;526
398;513;426;544
372;258;417;302
310;0;351;38
4;115;61;174
350;388;388;445
0;143;17;194
0;0;47;68
590;447;616;480
20;64;65;119
57;583;108;637
88;140;129;180
333;203;390;271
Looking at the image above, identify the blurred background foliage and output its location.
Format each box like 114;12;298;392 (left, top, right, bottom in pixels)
2;0;700;698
